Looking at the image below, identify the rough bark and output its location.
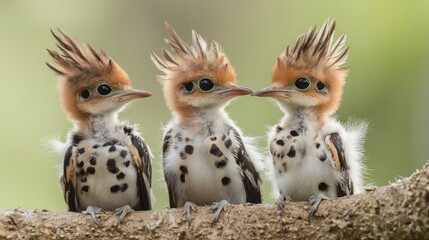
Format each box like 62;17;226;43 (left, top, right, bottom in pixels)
1;163;428;240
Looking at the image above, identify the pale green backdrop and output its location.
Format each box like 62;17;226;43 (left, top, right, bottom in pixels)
0;1;428;211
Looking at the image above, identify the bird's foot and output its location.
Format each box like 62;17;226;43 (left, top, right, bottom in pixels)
184;201;197;227
308;193;330;218
113;205;134;225
82;206;104;227
276;193;292;210
211;199;229;224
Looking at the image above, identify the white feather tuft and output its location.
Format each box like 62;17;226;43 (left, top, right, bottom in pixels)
321;117;369;193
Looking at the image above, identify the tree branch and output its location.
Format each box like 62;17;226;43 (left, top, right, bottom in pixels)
1;163;429;239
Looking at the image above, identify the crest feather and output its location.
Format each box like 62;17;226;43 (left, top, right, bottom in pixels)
282;19;349;71
46;29;112;84
151;22;231;81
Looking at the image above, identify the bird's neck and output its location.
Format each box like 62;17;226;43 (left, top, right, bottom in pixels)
280;107;326;136
77;112;121;137
176;107;230;136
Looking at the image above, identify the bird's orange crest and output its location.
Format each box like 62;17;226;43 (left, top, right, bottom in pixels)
47;29;130;88
273;19;349;87
151;23;236;86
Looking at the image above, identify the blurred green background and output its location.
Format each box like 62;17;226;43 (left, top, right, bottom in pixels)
0;1;428;211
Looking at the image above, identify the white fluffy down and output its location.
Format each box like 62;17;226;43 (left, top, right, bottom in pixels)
267;117;368;199
321;118;369;194
50;114;155;210
162;109;264;206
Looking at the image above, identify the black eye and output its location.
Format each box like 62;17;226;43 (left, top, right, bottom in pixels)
183;82;195;92
80;89;91;101
199;78;214;92
97;84;112;96
316;81;326;91
295;77;310;90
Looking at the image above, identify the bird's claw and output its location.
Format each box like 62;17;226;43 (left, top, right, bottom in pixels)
276;193;291;210
308;193;330;218
184;201;197;227
113;205;134;225
211;199;229;224
82;206;104;227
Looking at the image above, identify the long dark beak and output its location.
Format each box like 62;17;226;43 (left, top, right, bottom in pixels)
116;88;152;103
213;85;253;97
251;86;291;98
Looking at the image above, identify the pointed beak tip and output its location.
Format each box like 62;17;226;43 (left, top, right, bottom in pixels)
250;90;265;97
235;85;254;95
144;91;153;98
250;88;272;97
131;90;152;99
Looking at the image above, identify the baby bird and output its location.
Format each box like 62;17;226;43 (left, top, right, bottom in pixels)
252;20;367;216
151;23;262;225
47;29;152;226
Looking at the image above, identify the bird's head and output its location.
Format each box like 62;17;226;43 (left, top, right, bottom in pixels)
47;29;151;123
151;23;252;121
253;20;349;119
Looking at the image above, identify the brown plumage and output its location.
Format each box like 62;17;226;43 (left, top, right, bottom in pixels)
46;29;117;83
151;23;235;84
277;19;349;71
